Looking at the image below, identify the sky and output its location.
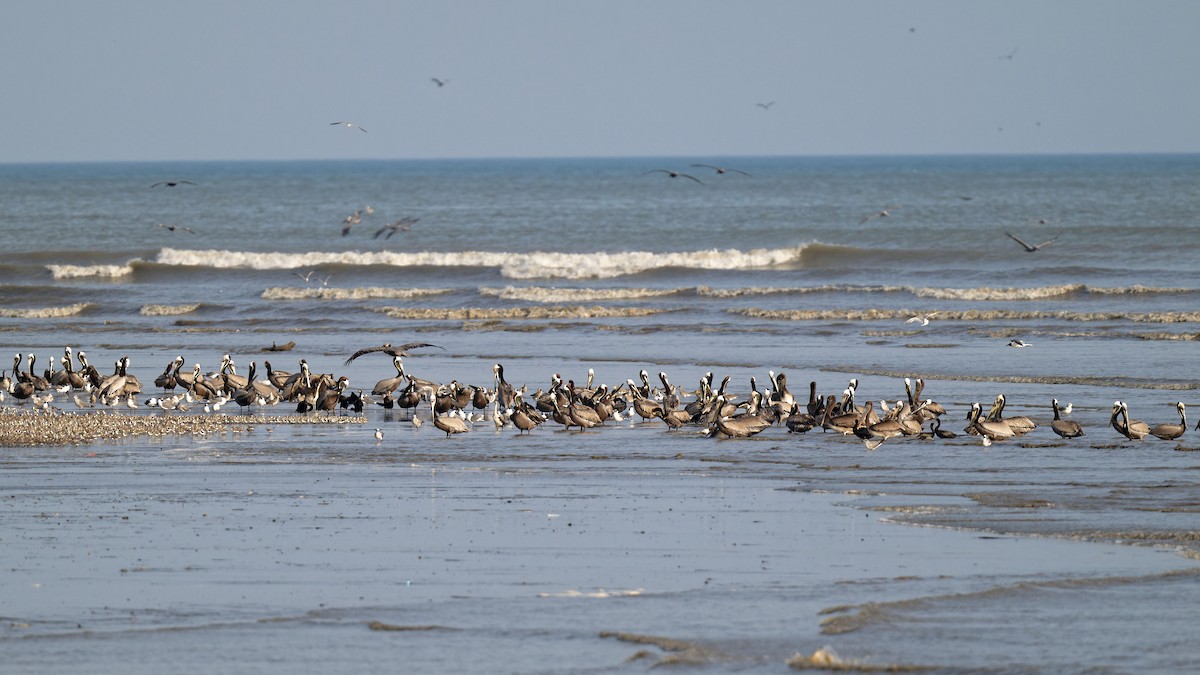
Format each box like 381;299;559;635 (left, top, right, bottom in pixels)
2;1;1198;162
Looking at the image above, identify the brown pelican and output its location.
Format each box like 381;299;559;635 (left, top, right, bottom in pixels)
690;163;752;177
432;398;469;437
372;356;407;396
755;101;775;110
156;223;195;234
643;169;704;185
150;180;196;187
706;392;772;438
966;402;1014;445
430;77;449;87
374;217;419;239
1005;232;1058;252
785;404;816;433
155;356;184;391
1050;398;1084;439
985;394;1036;435
1111;401;1151;441
656;407;692;430
1149;402;1186;441
343;342;441;365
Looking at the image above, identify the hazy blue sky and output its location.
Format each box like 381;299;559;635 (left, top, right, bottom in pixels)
3;1;1197;162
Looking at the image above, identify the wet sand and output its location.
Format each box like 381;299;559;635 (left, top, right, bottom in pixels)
3;420;1197;673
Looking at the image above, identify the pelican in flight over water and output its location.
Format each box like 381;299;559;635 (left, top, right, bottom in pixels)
431;78;449;87
690;164;752;177
150;180;196;188
1006;232;1059;252
330;121;367;132
343;342;443;365
156;223;194;234
755;101;775;110
643;170;704;185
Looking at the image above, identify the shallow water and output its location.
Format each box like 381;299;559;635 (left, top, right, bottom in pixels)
2;155;1200;672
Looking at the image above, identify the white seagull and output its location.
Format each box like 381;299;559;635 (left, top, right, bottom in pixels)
330;121;367;132
1007;339;1032;348
905;312;938;326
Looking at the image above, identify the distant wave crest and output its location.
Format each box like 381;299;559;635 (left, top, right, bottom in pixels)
732;308;1200;323
374;306;669;320
140;303;201;316
47;262;137;279
0;303;90;318
261;287;454;300
479;286;687;302
155;247;806;280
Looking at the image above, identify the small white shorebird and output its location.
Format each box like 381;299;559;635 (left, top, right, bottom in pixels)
1007;339;1032;348
905;312;937;326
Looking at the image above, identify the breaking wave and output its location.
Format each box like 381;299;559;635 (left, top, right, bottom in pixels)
154;247;807;280
731;308;1200;323
46;262;137;279
0;303;91;318
261;287;454;300
373;305;670;320
479;286;687;302
139;303;201;316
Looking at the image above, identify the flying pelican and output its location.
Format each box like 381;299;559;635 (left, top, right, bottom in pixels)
150;180;196;187
374;217;419;239
1005;232;1059;252
343;342;442;365
755;101;775;110
330;121;368;132
905;312;937;326
430;77;449;87
156;223;194;234
690;163;752;177
643;169;704;185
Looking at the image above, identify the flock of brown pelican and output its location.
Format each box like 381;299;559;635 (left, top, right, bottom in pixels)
1;345;1193;447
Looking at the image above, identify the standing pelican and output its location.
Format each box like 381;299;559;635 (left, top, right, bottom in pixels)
1050;398;1084;439
1111;401;1151;441
1150;402;1186;441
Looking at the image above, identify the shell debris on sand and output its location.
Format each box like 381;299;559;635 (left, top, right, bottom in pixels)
0;409;364;447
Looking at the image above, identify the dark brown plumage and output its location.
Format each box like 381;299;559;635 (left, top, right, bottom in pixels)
343;342;442;365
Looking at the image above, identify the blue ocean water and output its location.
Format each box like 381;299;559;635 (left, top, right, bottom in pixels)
2;155;1200;673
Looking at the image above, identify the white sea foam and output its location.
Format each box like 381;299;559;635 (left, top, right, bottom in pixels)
155;246;807;280
0;303;90;318
261;287;454;300
46;262;137;279
140;304;201;316
374;306;668;320
479;286;686;303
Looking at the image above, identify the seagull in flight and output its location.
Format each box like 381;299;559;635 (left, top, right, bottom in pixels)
860;205;901;224
374;217;419;240
690;163;752;177
905;312;937;327
1007;339;1032;348
295;270;316;283
430;77;449;87
156;223;194;234
330;121;368;132
150;180;196;188
343;342;443;365
643;169;704;185
755;101;775;110
1005;231;1059;252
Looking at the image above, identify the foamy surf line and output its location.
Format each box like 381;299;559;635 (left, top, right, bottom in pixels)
732;308;1200;323
262;287;454;300
155;247;806;280
47;262;138;279
0;303;91;318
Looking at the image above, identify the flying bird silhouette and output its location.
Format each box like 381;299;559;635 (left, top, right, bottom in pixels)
150;180;196;188
343;342;443;365
1007;339;1032;348
755;101;775;110
905;312;937;327
156;223;194;234
330;121;367;132
430;78;449;87
643;169;704;185
690;163;752;177
999;47;1018;60
374;217;419;240
1005;232;1059;252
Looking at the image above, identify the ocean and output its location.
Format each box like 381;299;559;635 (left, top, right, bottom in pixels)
2;154;1199;673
